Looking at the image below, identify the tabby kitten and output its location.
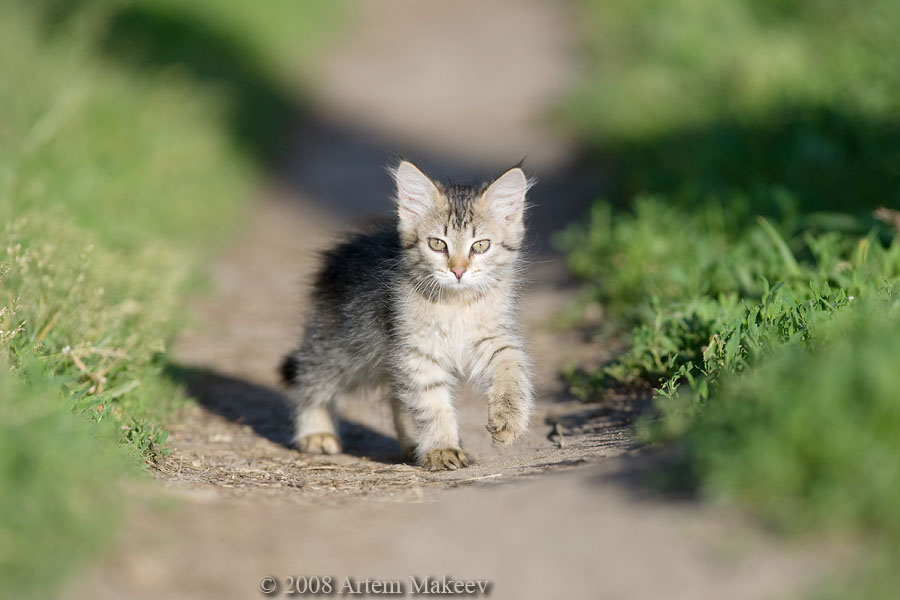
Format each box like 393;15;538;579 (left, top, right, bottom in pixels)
280;161;533;471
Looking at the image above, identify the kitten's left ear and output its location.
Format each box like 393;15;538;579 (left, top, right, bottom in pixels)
481;167;531;225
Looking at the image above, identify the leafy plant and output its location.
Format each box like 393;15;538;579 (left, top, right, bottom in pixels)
563;0;900;596
1;2;338;597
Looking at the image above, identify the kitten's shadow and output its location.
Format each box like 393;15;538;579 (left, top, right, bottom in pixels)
166;366;405;464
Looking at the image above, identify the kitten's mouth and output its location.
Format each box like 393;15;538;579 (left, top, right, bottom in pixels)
432;271;483;292
444;277;479;291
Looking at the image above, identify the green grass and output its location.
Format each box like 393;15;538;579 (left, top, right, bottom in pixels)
0;364;127;600
568;0;900;139
0;1;338;597
567;0;900;214
657;298;900;534
561;0;900;597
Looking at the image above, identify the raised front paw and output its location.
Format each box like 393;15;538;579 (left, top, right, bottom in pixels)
420;448;470;471
486;401;529;445
297;432;342;455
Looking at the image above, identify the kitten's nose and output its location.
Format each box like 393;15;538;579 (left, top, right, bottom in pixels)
451;266;466;281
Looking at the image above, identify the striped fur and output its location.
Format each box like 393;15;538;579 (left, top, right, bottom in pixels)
281;161;533;470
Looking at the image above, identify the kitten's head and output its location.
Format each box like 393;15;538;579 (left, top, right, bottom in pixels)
392;160;531;295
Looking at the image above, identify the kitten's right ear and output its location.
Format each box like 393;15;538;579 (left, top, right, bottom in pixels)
393;161;440;225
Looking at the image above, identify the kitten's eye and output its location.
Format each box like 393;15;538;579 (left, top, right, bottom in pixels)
470;239;491;254
427;238;447;252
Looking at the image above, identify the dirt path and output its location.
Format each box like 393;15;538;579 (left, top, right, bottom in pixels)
69;2;828;598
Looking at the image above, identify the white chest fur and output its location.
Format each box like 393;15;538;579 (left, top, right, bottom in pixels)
400;286;512;378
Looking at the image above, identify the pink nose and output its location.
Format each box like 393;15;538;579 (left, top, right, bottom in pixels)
451;267;466;281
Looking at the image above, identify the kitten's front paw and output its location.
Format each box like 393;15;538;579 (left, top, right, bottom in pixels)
298;432;342;455
486;402;529;445
420;448;470;471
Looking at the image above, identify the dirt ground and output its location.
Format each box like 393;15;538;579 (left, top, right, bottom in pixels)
68;2;831;599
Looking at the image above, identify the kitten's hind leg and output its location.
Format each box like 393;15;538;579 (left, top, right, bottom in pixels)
389;394;417;462
296;404;341;455
282;353;341;455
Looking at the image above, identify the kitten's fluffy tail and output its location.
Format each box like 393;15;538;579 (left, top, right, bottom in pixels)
279;353;299;386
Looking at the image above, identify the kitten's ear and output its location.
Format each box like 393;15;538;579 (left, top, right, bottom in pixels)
393;161;440;225
481;167;531;225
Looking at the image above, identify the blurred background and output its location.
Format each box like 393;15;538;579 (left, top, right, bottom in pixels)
2;0;899;598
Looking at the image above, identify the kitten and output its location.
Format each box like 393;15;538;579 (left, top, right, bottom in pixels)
280;160;533;471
